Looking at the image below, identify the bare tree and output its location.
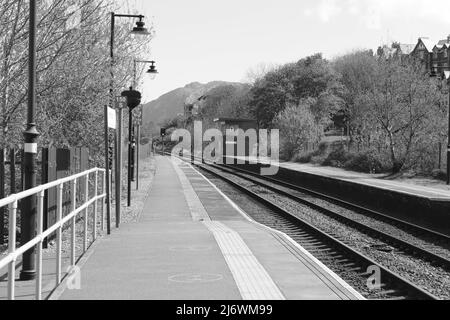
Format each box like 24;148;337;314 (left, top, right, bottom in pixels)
360;58;445;173
0;0;154;156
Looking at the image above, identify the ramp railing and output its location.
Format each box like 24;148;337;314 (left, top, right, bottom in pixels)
0;168;106;300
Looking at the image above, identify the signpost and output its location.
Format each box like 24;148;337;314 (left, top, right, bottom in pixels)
115;98;124;228
104;105;117;234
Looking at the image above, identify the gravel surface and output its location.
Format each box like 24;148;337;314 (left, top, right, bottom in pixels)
205;173;395;300
239;170;450;260
203;167;450;300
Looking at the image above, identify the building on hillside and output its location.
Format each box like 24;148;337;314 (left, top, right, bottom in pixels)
410;35;450;78
377;42;415;61
431;36;450;77
411;37;435;73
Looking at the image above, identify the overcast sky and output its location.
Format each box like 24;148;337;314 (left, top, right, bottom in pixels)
121;0;450;102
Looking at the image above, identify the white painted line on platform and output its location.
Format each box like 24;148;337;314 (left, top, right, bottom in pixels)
171;157;211;222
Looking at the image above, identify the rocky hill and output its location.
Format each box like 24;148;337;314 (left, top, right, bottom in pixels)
142;81;248;134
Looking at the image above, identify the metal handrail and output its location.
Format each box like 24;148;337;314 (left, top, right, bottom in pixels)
0;167;107;300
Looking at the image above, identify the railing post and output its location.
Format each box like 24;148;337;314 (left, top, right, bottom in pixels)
35;190;44;300
93;171;98;241
8;200;17;300
83;173;89;252
102;171;106;231
56;183;63;284
70;179;77;266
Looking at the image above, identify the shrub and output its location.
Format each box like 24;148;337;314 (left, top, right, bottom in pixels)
344;151;386;173
311;154;328;165
322;146;350;168
294;152;313;163
293;142;330;164
431;169;448;181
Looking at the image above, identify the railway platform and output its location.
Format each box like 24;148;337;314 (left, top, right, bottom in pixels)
50;156;364;300
241;157;450;201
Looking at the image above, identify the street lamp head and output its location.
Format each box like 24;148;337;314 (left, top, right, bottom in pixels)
131;17;150;36
147;61;158;80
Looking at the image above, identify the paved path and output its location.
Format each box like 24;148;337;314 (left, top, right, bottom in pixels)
55;156;363;300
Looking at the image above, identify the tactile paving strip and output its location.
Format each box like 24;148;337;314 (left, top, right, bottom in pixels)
203;221;285;301
171;157;285;300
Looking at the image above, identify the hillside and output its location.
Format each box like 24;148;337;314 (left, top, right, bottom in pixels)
142;81;247;134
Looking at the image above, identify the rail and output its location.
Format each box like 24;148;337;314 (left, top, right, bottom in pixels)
0;167;107;300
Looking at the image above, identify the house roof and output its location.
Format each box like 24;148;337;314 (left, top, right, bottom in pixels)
437;39;450;46
435;43;449;50
399;44;415;54
415;38;435;52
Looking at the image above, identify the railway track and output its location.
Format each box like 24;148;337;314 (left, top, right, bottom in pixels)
174;156;442;300
211;163;450;271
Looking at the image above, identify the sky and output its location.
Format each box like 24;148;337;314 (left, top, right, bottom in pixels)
120;0;450;103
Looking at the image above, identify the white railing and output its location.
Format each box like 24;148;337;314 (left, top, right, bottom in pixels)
0;168;107;300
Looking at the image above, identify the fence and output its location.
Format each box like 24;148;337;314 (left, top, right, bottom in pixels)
0;167;106;300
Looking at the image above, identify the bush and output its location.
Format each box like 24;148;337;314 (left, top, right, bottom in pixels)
343;151;386;173
294;152;313;163
293;142;329;163
311;154;328;165
431;169;448;181
322;146;350;168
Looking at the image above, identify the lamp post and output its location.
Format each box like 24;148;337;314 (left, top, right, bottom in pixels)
133;60;158;190
110;13;149;214
110;12;150;106
132;60;157;190
20;0;39;281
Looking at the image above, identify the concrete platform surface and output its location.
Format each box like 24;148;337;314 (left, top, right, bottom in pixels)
244;157;450;201
54;156;363;300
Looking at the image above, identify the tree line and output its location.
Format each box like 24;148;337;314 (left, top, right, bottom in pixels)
180;51;447;176
0;0;153;164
